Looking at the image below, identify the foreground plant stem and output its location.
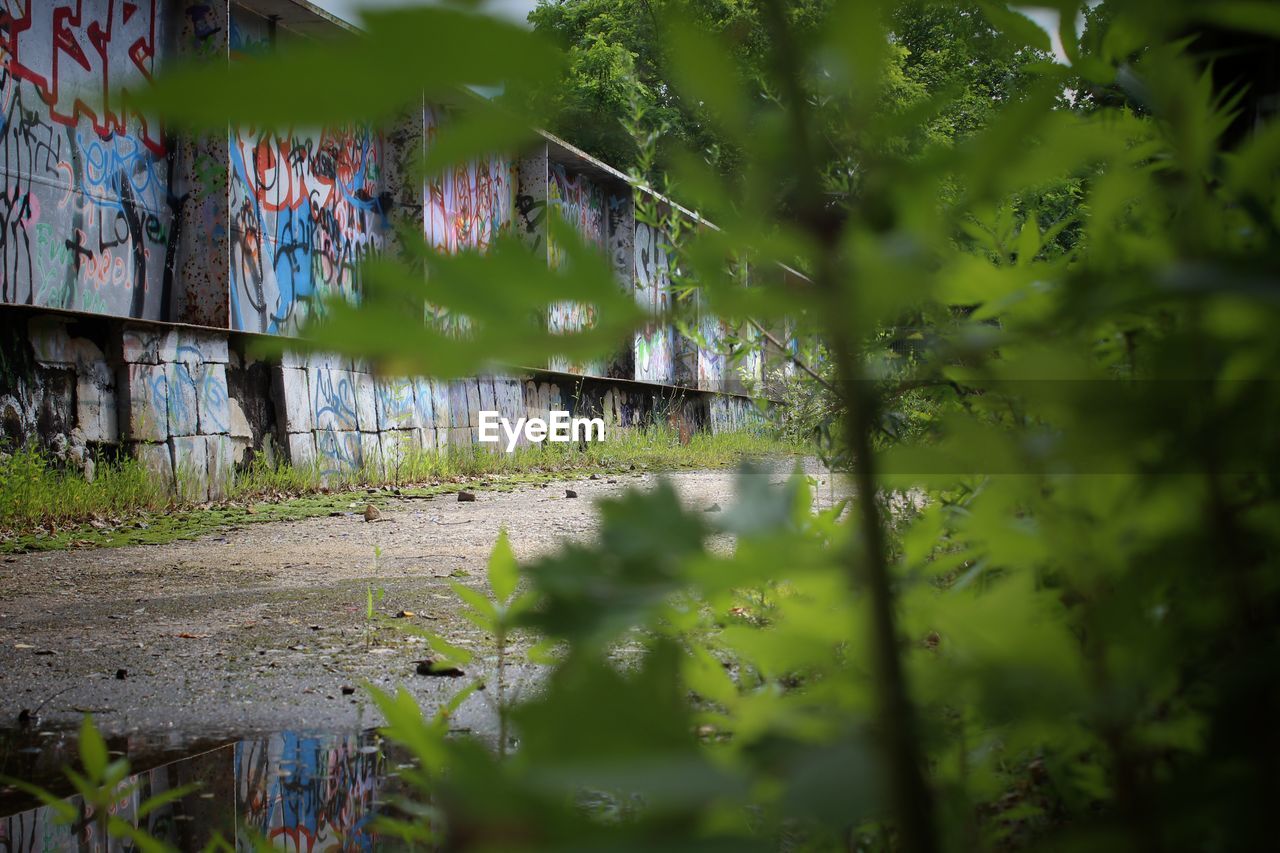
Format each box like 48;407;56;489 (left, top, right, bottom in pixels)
760;1;938;849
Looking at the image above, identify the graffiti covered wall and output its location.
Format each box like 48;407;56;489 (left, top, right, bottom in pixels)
547;162;604;374
227;9;387;335
633;218;675;384
2;0;177;319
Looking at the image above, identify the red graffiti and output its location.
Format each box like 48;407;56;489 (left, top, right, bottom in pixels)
1;1;162;154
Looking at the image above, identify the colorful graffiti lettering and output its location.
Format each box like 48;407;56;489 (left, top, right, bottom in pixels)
0;0;162;154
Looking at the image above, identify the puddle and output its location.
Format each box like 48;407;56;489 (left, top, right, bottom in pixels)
0;727;407;850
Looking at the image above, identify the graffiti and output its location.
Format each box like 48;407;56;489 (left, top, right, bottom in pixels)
633;220;674;383
423;105;513;254
0;0;162;154
697;314;727;389
229;126;386;334
547;163;605;374
225;9;385;334
0;2;235;322
237;731;384;851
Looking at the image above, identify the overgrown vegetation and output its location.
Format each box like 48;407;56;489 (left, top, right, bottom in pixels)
22;0;1280;850
0;426;792;551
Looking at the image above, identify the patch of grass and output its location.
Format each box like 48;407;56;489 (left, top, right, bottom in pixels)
0;426;799;553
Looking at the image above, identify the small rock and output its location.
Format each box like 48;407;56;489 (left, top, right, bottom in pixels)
704;503;722;512
309;624;321;631
457;491;476;502
589;474;600;480
341;685;356;696
606;479;617;484
416;659;466;677
363;504;381;522
629;463;636;470
17;708;35;726
115;668;127;680
34;649;55;656
565;489;578;499
394;610;415;618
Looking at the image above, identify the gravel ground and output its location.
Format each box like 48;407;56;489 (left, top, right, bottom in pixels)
0;460;845;743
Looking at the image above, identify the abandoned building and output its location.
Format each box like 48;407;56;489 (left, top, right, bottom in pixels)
0;0;796;499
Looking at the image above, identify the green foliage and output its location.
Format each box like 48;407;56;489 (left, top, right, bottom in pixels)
106;0;1280;850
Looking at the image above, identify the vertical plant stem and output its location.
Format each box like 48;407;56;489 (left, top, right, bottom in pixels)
758;1;938;848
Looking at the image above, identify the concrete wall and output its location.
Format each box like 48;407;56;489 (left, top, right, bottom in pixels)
0;0;777;497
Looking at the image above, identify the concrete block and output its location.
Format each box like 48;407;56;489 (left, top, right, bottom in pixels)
376;377;417;431
133;441;174;489
176;329;229;366
448;381;468;429
171;435;209;502
273;367;312;433
120;325;177;365
311;369;359;432
465;380;482;427
307;351;347;371
119;364;169;442
380;429;421;478
280;349;308;369
165;362;200;437
429;381;450;431
227;397;252;440
287;432;317;469
412;379;435;429
196;363;231;434
354;372;378;432
360;432;384;477
450;427;472;450
316;429;363;474
231;436;253;468
478;377;496;416
76;374;118;443
206;434;234;501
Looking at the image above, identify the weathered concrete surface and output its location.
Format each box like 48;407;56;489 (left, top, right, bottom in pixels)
0;463;845;744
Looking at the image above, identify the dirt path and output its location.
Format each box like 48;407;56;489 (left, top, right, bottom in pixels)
0;461;843;741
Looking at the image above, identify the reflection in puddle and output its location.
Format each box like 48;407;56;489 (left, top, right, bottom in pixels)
1;730;392;851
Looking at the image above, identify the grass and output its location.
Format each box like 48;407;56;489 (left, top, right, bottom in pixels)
0;426;800;554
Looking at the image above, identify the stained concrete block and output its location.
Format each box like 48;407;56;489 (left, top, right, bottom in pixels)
196;363;231;435
273;367;312;433
287;432;317;469
375;377;417;431
412;379;435;429
132;441;174;489
447;381;468;429
307;351;347;371
316;429;363;474
206;434;234;501
311;369;359;432
231;435;253;468
360;432;384;477
120;326;177;365
176;330;229;365
227;397;252;440
450;427;472;450
76;374;118;443
465;380;482;427
119;364;169;442
354;372;378;432
380;429;421;475
429;381;450;431
165;362;200;437
171;435;209;502
478;377;496;416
